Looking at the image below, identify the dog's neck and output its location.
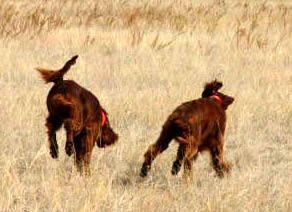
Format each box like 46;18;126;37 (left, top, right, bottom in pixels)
101;111;107;127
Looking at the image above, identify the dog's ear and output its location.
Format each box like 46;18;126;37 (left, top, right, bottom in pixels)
201;80;223;98
222;95;234;109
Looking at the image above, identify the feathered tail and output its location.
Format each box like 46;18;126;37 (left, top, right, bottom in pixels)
36;55;78;84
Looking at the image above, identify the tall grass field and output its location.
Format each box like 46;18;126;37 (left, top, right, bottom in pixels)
0;0;291;211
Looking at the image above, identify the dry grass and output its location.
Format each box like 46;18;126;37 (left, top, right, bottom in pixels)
0;0;291;211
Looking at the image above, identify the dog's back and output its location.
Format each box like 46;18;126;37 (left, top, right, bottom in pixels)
46;80;101;125
166;98;227;140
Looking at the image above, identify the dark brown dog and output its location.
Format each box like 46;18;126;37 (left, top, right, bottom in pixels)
140;80;234;178
37;55;118;175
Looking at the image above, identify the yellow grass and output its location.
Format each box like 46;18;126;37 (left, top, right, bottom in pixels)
0;0;291;211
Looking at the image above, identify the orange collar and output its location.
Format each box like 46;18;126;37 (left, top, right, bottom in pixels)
211;95;222;104
101;111;107;127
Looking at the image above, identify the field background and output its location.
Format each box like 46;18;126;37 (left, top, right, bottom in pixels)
0;0;291;211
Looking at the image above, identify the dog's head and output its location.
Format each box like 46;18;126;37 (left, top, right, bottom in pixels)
202;79;223;98
96;110;118;148
212;91;234;110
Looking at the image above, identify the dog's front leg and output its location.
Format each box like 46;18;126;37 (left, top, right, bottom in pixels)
83;128;95;176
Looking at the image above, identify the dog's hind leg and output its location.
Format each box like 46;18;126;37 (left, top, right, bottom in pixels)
140;125;175;177
46;116;62;159
64;119;77;157
171;144;186;175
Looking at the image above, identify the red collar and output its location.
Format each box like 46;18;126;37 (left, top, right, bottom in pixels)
101;111;107;127
211;94;222;104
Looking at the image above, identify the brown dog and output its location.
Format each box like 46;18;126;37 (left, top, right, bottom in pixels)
37;55;118;175
140;80;234;178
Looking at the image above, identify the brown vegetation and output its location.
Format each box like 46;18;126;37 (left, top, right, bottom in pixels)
0;0;291;211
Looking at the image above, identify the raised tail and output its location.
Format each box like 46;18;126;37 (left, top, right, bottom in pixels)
36;55;78;84
201;79;223;98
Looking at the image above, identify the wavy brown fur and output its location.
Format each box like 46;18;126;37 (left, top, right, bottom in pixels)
140;80;234;179
37;55;118;175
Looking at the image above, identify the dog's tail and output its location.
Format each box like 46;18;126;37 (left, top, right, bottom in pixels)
36;55;78;84
201;79;223;98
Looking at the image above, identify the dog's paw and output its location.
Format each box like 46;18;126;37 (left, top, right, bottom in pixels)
216;169;224;178
50;147;58;159
140;164;150;178
171;161;181;175
223;161;232;173
65;141;74;156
